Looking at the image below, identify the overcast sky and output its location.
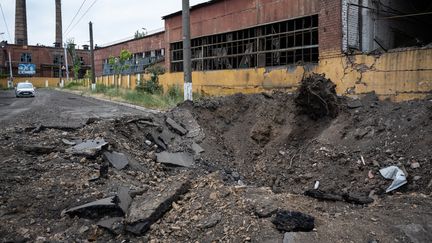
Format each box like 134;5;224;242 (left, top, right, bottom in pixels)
0;0;207;48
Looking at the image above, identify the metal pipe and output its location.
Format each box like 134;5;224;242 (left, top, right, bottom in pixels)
378;11;432;20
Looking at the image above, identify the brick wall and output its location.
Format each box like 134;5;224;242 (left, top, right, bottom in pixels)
94;32;165;76
165;0;320;43
1;44;90;78
319;0;343;57
164;0;344;67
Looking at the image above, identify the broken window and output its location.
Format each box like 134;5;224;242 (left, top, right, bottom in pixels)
170;15;319;72
53;55;63;65
345;0;432;52
102;49;166;75
20;53;32;63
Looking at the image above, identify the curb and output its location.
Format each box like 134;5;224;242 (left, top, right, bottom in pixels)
55;88;161;114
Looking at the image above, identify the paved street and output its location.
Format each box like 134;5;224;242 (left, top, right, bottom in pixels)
0;89;148;128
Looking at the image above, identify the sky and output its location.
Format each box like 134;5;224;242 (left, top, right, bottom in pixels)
0;0;208;48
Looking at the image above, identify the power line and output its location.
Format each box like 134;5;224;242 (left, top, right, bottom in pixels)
0;2;12;43
65;0;99;38
64;0;88;36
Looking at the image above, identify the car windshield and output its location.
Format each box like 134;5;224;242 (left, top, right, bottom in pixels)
17;83;33;89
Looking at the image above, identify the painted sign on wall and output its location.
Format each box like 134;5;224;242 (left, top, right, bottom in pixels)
18;63;36;75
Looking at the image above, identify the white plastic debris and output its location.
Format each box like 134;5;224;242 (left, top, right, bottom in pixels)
360;155;366;166
314;181;320;190
379;166;407;193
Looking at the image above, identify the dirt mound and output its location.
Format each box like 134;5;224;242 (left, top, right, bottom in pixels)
182;92;432;196
1;91;432;242
295;73;339;120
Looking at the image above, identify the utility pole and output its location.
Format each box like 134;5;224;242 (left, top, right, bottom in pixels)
59;57;62;88
182;0;192;101
64;43;69;81
8;51;13;88
89;21;96;91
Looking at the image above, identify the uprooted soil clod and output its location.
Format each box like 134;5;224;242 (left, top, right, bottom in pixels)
295;73;339;120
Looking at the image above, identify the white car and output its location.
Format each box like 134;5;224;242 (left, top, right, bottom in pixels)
15;82;36;98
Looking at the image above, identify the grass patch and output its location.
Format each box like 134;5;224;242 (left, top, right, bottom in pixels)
87;84;187;110
66;82;202;110
65;80;86;90
124;90;184;109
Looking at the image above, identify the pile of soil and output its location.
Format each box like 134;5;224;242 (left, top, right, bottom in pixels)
183;91;432;196
1;90;432;242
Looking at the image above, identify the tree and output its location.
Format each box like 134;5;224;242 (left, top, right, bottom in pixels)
134;29;147;39
66;39;81;80
136;65;165;94
108;49;132;89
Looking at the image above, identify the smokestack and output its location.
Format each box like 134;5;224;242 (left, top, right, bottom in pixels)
15;0;28;45
55;0;62;47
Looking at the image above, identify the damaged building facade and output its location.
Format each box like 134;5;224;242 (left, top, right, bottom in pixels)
93;0;432;100
93;31;166;90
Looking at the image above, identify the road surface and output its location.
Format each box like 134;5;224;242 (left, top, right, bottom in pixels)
0;89;149;127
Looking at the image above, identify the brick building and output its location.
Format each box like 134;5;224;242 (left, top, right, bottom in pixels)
0;0;91;80
94;31;166;77
96;0;432;75
0;42;91;78
93;0;432;101
164;0;327;72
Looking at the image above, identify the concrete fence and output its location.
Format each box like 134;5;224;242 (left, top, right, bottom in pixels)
2;48;431;101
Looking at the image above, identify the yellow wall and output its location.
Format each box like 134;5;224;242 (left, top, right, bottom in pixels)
3;48;431;102
0;77;61;88
156;48;432;101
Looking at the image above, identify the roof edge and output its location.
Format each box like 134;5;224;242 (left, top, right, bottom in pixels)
162;0;223;19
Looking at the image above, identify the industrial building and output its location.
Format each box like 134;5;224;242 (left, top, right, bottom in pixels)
93;0;432;101
0;0;91;82
1;0;430;100
94;31;166;77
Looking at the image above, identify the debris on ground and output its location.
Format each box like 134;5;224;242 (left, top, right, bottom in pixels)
61;187;131;219
66;138;108;157
126;179;191;235
156;151;195;168
305;189;374;205
103;151;129;170
380;166;408;193
1;90;432;242
166;117;188;136
272;211;315;232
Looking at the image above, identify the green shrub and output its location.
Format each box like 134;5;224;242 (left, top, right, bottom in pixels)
167;85;182;99
136;65;165;94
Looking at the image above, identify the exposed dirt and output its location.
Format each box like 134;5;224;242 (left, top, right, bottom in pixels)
186;92;432;196
1;88;432;242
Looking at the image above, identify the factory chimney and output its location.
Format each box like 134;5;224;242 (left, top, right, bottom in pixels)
55;0;62;47
14;0;28;45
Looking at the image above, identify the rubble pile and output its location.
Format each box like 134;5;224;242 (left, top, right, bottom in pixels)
1;90;432;242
